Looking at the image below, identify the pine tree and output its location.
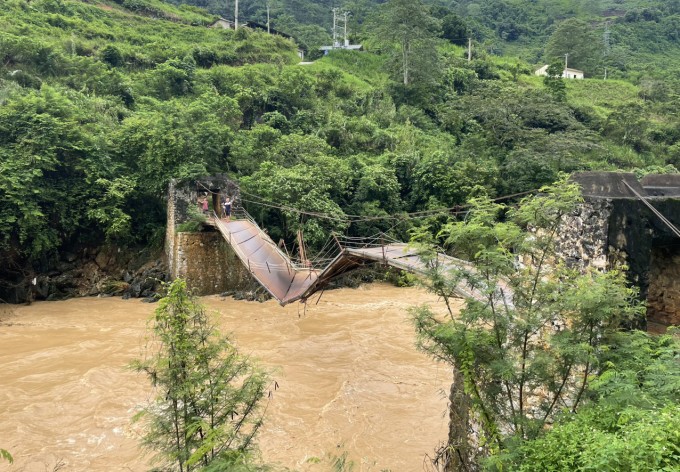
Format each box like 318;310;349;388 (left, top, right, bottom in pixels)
132;279;269;471
373;0;441;86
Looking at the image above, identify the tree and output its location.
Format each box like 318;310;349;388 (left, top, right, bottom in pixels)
272;14;331;60
441;14;470;46
412;148;499;207
373;0;441;86
132;279;270;471
0;85;110;259
143;55;197;100
542;60;566;101
101;45;123;67
410;178;644;470
603;103;650;152
505;330;680;471
115;92;242;195
544;18;603;77
240;156;351;247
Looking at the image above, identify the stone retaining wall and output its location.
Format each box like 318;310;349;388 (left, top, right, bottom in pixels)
557;180;680;328
171;231;252;296
556;198;612;271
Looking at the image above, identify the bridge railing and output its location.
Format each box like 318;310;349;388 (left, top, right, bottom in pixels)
212;207;512;306
332;232;402;249
212;208;313;272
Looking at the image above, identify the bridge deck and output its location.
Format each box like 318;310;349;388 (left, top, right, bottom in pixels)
212;215;509;306
214;218;319;304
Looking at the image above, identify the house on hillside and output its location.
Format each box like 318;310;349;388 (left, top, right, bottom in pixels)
535;64;584;79
209;17;235;29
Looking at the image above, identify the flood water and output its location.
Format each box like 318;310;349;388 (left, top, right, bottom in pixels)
0;283;455;471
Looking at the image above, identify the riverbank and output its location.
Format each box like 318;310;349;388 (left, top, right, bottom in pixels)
0;245;168;304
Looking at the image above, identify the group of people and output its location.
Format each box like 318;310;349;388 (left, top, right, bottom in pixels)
198;193;233;222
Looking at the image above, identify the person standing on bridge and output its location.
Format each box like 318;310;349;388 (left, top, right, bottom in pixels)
199;194;209;215
223;196;232;222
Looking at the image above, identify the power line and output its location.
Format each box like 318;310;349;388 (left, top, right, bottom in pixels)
240;191;458;222
196;180;538;223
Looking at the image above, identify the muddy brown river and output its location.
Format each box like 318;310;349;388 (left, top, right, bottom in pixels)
0;283;456;471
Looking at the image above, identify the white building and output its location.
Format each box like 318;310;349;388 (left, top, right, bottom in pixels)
535;64;584;79
208;17;235;29
319;40;363;53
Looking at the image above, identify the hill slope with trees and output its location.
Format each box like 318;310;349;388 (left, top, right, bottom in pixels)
163;0;680;79
1;0;679;299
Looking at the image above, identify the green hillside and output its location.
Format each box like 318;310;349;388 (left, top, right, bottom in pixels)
165;0;680;78
1;0;679;267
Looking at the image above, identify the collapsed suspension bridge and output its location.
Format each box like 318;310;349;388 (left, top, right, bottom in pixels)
210;207;509;306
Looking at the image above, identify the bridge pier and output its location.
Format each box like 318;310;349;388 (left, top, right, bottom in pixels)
170;232;252;295
559;172;680;329
166;177;252;296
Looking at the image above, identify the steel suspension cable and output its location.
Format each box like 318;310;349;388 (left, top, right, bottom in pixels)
238;188;539;224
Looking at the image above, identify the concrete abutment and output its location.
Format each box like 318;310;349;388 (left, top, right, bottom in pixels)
166;176;253;296
559;172;680;330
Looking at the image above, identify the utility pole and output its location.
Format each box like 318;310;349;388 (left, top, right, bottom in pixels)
564;53;569;69
234;0;238;29
468;37;472;62
332;7;339;47
604;67;608;80
267;3;270;34
343;11;349;46
604;21;611;56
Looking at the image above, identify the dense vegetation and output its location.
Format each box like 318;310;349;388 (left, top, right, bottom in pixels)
168;0;680;78
3;0;680;274
507;329;680;471
413;181;680;471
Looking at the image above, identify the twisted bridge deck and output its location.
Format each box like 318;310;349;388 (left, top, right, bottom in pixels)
213;217;319;304
213;214;508;306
